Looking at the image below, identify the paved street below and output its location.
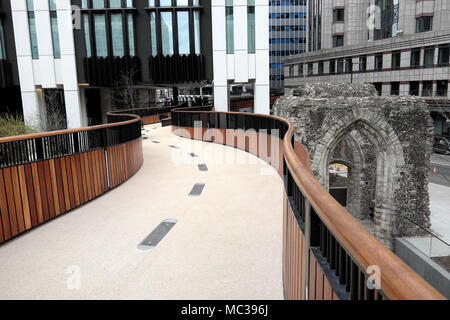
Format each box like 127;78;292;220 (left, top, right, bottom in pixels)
430;154;450;187
402;153;450;262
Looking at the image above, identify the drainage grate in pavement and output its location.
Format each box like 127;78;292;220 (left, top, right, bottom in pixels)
152;141;160;144
189;183;205;196
198;164;208;172
137;219;177;250
188;152;198;158
169;145;180;149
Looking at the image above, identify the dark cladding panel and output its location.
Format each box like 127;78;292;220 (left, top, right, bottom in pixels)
148;54;205;84
84;56;141;87
72;0;213;85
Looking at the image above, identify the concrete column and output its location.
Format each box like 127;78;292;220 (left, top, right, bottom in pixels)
382;83;390;96
400;83;409;96
254;1;269;115
254;84;269;115
10;0;40;127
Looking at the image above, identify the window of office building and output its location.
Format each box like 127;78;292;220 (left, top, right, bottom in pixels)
194;11;201;54
248;0;255;54
127;14;135;56
409;81;419;96
161;12;174;55
391;51;400;70
226;0;234;54
289;65;294;77
423;46;435;68
422;81;433;97
410;48;421;68
438;44;449;66
83;15;91;57
416;16;433;33
308;63;313;75
345;57;352;73
318;61;324;75
374;0;399;40
332;35;343;48
177;11;189;55
82;1;135;58
49;0;61;59
27;0;39;59
375;53;383;71
111;13;125;56
337;58;344;74
374;83;382;96
437;80;448;97
298;63;303;76
359;55;367;72
94;14;108;57
147;1;201;56
0;19;6;59
391;82;400;96
333;9;344;22
150;12;157;56
329;59;336;74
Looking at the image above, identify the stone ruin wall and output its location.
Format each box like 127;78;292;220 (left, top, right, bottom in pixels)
274;83;434;248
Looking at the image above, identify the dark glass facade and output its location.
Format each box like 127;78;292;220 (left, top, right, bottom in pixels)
270;0;307;90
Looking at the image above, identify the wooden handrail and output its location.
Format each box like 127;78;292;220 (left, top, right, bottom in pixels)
172;108;445;300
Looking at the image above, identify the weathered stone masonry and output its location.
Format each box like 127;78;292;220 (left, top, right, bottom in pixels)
274;83;434;248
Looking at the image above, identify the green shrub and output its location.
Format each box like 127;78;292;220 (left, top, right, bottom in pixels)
0;113;37;138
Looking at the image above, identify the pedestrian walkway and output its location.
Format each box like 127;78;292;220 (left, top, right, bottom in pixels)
0;125;283;300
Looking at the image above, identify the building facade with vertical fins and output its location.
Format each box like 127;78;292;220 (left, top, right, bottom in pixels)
0;0;270;131
269;0;307;92
284;0;450;136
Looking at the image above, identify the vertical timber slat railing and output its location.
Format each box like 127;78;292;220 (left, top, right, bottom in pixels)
171;107;445;301
0;112;144;244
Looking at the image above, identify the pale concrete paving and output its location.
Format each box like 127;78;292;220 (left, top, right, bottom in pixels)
0;125;283;300
403;182;450;258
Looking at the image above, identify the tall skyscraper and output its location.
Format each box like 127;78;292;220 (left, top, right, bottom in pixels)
269;0;307;91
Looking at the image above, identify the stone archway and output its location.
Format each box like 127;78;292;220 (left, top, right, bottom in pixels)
310;112;404;247
274;83;433;249
327;133;366;219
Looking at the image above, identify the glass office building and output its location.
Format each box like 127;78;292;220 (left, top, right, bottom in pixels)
269;0;307;91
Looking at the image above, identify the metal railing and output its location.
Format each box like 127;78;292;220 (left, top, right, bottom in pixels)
171;107;445;300
0;113;141;169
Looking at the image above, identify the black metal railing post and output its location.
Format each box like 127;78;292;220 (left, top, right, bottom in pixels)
35;137;44;161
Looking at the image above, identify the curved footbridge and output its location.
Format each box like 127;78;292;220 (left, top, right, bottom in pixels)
0;106;445;300
0;124;283;299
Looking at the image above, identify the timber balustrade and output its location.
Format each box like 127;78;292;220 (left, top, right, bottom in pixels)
171;107;445;301
0;111;143;244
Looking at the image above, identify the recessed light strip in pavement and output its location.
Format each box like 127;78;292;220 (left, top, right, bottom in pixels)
189;183;205;196
137;219;177;250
